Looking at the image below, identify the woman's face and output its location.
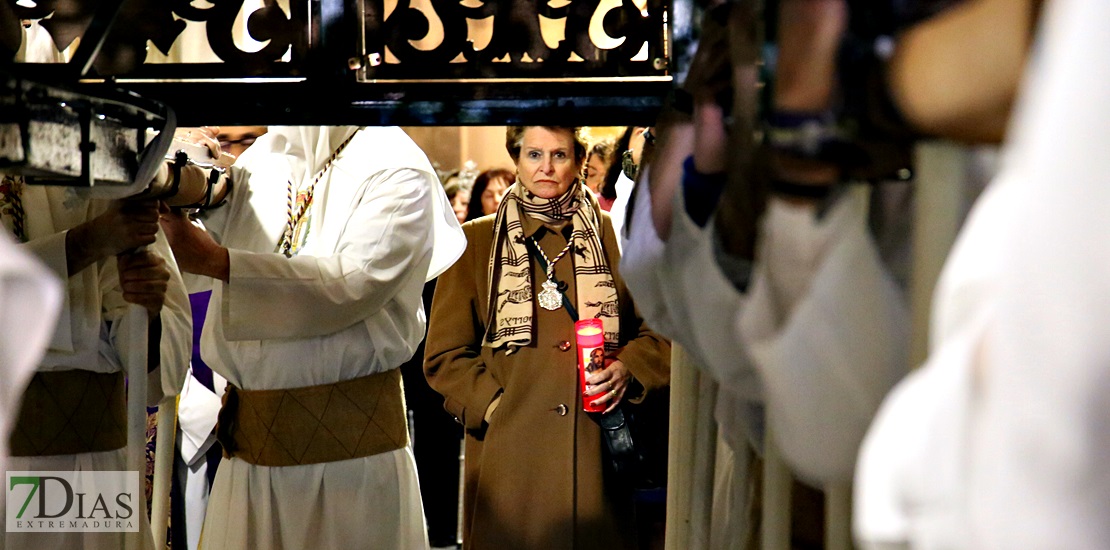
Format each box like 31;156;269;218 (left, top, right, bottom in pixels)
584;154;608;194
450;189;470;224
481;178;509;216
515;127;581;200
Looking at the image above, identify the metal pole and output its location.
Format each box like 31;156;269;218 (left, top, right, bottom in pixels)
124;305;148;550
664;344;697;549
151;395;177;549
909;141;968;368
824;483;853;550
761;422;791;550
663;344;720;549
690;364;719;548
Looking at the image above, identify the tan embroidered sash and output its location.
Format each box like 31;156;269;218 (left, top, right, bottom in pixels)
216;369;408;467
10;370;127;456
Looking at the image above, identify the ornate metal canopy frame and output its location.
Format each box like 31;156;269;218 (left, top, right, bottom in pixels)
2;0;691;126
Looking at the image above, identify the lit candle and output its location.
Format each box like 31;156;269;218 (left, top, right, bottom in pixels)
575;318;606;413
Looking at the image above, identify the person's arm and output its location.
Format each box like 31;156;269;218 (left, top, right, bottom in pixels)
714;0;846;258
624;99;756;394
20;198;162;281
887;0;1035;143
423;222;503;431
158;208;230;283
648;120;695;240
773;0;846;114
620;119;755;392
168;168;436;341
103;229;193;405
66;199;162;276
737;189;909;485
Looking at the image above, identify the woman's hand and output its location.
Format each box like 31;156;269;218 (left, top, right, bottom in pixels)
585;359;632;414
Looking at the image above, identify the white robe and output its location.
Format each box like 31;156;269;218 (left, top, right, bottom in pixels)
176;363;226;550
0;232;63;474
196;126;464;550
738;190;909;485
856;1;1110;547
0;185;193;550
620;174;909;487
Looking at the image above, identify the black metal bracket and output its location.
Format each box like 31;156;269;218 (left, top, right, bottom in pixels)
68;0;127;78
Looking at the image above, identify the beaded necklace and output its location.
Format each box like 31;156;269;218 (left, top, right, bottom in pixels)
279;131;358;257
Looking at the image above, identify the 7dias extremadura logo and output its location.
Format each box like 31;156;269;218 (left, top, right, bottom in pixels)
6;472;139;532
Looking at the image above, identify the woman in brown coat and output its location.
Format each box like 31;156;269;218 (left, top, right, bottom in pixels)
425;126;670;550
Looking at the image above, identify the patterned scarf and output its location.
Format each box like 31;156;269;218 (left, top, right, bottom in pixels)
485;181;621;353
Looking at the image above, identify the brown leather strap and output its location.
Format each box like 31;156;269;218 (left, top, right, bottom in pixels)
216;369;409;467
10;370;127;457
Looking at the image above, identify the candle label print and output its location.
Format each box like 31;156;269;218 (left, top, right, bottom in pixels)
575;319;607;413
584;347;606;375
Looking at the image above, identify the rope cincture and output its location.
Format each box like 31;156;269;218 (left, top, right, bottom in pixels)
0;175;27;243
279;131;360;257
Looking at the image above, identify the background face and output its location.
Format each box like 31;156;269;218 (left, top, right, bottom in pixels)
584;154;608;193
217;126;267;158
515;127;581;199
481;177;509;215
451;189;470;224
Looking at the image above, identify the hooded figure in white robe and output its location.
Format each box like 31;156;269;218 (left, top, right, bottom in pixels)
2;21;193;550
0;184;193;550
189;126;465;550
856;1;1110;547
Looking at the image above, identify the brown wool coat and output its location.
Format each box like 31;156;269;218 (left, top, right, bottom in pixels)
425;210;671;550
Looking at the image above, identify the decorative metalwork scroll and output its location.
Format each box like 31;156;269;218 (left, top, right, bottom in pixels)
2;0;306;77
360;0;668;80
4;0;666;80
2;0;676;125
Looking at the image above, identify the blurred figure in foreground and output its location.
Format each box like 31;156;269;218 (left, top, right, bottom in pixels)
620;0;923;545
855;1;1110;548
0;232;62;476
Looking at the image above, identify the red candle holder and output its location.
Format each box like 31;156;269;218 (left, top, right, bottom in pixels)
575;318;606;413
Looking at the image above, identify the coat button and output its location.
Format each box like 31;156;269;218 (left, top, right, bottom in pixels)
554;404;569;416
558;340;572;352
